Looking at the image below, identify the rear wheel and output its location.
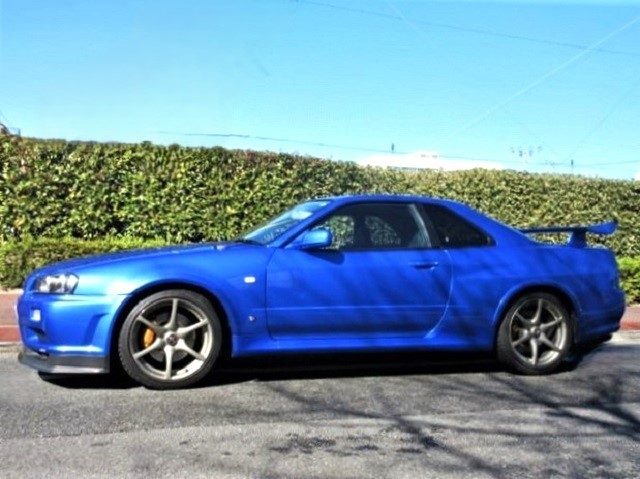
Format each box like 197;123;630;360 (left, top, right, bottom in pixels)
118;290;222;389
497;292;572;375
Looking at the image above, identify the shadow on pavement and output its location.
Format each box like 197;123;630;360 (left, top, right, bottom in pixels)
38;371;138;389
37;347;587;390
27;339;640;479
33;331;615;391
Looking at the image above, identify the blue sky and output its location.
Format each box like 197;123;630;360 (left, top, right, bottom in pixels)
1;0;639;179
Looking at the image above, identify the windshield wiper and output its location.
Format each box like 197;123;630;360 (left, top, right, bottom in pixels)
233;238;263;245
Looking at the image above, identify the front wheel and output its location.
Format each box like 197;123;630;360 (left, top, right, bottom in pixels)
497;293;573;375
118;290;222;389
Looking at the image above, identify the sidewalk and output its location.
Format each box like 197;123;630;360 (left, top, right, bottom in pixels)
0;291;20;343
1;290;639;344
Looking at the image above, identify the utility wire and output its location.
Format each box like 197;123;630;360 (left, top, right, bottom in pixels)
155;130;638;168
384;0;426;40
504;106;564;163
291;0;639;168
157;129;514;160
156;130;395;154
566;73;640;163
292;0;640;58
440;13;640;143
575;159;639;167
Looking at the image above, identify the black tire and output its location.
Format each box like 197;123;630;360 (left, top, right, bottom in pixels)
497;292;573;375
117;289;222;389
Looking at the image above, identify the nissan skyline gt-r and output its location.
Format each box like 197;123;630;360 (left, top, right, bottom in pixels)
17;195;625;389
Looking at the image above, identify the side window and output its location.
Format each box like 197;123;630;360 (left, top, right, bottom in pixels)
421;204;492;248
313;202;433;250
365;216;401;248
317;215;355;249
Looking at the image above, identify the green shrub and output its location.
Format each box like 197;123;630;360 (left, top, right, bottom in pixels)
1;136;639;255
0;237;167;289
1;136;640;299
619;257;640;304
1;236;638;304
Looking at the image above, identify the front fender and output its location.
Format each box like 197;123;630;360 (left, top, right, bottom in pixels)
105;270;269;355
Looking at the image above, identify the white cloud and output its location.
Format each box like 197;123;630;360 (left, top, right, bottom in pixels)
358;150;503;172
635;171;640;181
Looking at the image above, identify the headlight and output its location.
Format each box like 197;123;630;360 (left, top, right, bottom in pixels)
34;274;79;294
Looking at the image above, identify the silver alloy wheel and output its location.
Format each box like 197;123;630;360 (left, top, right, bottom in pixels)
128;297;214;381
509;297;568;367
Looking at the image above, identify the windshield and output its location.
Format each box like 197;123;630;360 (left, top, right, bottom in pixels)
243;200;332;245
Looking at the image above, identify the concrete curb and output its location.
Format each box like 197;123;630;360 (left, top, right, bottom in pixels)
1;291;639;345
0;291;20;343
620;304;640;330
0;343;21;353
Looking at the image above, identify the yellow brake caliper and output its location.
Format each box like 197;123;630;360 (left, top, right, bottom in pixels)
142;328;156;348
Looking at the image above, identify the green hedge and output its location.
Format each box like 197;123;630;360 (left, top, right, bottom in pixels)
0;136;639;300
619;257;640;304
1;136;639;255
0;237;638;303
0;237;167;289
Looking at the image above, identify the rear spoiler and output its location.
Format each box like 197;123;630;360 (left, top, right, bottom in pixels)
519;220;617;248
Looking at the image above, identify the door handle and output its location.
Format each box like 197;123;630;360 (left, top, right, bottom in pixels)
410;261;439;270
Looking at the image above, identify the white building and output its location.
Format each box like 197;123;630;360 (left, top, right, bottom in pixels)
358;150;503;172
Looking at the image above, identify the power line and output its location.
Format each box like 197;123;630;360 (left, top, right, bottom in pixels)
292;0;640;58
441;13;640;143
155;130;637;168
156;130;395;154
504;107;564;162
566;73;640;163
157;129;507;159
577;159;639;167
291;0;640;166
384;0;426;40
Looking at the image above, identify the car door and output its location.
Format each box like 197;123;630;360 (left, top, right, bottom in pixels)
265;201;452;340
418;202;500;329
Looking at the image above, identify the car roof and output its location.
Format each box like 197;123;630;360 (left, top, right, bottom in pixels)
314;193;458;206
303;194;533;248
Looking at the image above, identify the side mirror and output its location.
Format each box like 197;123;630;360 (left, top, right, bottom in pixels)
298;228;333;250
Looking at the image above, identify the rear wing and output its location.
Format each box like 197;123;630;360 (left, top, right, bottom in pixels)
519;220;617;248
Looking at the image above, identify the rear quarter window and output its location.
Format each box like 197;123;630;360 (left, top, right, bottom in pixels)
420;204;493;248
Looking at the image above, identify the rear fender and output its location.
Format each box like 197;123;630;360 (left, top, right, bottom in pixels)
492;282;581;342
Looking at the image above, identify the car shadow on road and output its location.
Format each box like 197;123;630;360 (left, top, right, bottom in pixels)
204;351;502;387
38;351;503;389
37;370;139;389
38;344;596;390
198;339;601;387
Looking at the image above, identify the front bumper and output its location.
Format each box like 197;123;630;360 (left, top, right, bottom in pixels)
17;291;128;374
18;346;109;374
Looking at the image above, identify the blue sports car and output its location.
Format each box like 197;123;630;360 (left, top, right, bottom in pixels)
17;195;625;389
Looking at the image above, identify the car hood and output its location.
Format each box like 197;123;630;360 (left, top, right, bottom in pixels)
31;242;247;276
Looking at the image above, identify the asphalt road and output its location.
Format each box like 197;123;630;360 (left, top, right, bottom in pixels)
1;335;639;479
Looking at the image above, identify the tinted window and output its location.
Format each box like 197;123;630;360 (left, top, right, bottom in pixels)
244;200;331;244
320;214;355;249
313;202;432;250
421;204;492;248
